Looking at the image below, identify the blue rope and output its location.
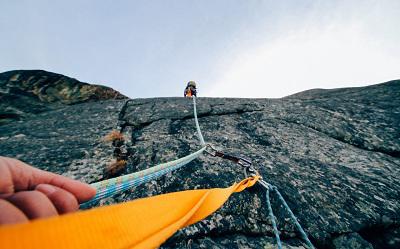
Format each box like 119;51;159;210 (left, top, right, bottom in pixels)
260;179;315;249
80;147;205;208
81;96;207;208
273;187;315;249
266;187;282;249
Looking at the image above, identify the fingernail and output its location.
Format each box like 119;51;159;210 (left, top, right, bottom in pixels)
36;184;57;195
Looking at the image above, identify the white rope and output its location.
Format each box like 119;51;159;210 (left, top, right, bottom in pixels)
193;97;206;146
81;96;207;207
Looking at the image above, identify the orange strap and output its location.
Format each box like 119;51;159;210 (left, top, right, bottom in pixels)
0;176;259;249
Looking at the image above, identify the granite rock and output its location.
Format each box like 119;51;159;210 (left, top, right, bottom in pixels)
0;71;399;249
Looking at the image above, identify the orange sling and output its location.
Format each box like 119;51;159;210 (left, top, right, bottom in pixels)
0;176;259;249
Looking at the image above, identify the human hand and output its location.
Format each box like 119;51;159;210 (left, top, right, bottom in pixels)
0;156;96;225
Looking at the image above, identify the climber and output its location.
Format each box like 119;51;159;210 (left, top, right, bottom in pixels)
184;81;197;97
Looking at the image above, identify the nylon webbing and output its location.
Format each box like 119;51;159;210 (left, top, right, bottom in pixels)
0;176;260;249
81;97;206;207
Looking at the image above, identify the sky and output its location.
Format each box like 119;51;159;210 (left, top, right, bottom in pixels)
1;0;399;98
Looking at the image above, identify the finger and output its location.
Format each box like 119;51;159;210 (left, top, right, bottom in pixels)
0;156;96;202
0;199;28;225
6;191;58;219
44;174;97;203
36;184;79;214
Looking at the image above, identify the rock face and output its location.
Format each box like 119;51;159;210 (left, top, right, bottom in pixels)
0;70;127;125
0;71;399;249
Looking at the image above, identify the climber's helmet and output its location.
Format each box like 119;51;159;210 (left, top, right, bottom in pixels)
187;81;196;88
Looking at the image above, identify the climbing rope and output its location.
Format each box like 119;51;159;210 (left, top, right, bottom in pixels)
81;147;206;207
193;97;205;146
206;145;314;249
83;96;315;248
81;97;207;207
258;179;315;249
266;185;283;249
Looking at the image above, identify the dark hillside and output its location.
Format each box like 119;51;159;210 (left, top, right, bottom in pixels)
0;70;127;125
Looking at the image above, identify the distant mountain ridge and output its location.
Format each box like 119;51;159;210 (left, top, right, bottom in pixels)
285;80;399;102
0;70;127;124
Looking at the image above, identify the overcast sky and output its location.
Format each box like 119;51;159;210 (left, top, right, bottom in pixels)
1;0;399;98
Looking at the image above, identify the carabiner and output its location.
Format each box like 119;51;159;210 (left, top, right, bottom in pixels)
204;144;218;156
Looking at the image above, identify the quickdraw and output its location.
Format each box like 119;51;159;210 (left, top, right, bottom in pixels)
204;144;315;249
205;144;258;178
94;96;315;249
